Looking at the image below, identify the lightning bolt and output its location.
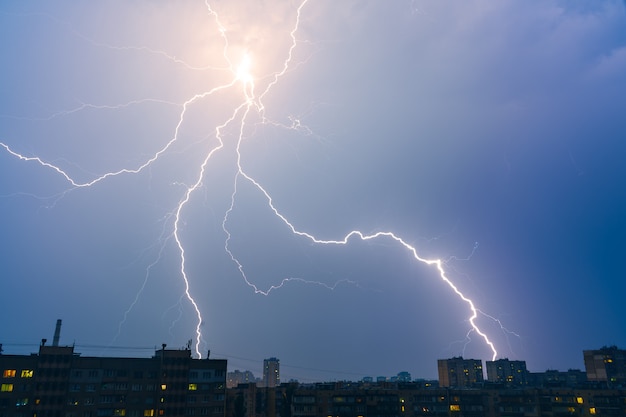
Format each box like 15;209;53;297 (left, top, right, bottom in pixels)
0;0;506;363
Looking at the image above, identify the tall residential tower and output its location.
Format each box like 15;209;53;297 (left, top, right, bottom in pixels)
262;357;280;388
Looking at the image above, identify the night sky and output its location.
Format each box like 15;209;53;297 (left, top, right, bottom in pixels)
1;1;625;382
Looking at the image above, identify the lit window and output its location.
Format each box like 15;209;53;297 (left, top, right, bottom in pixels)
589;407;596;415
1;384;14;392
188;383;197;391
144;410;155;417
3;370;16;378
160;384;167;391
21;370;34;378
449;404;460;412
16;398;28;407
576;397;584;404
114;409;126;416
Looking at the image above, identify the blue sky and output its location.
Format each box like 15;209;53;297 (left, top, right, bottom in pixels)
1;1;625;382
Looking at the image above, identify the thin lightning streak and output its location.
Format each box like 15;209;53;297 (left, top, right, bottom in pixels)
113;238;170;344
258;0;311;111
0;99;179;122
0;84;234;189
0;10;224;72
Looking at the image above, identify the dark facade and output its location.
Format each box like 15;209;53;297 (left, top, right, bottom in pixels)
437;358;484;388
584;346;626;386
0;343;226;417
262;360;279;389
486;359;528;387
226;381;626;417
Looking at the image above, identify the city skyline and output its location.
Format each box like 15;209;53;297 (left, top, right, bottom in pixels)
1;1;625;383
1;323;622;383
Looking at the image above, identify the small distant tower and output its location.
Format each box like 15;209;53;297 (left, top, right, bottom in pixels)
52;319;62;347
262;357;280;388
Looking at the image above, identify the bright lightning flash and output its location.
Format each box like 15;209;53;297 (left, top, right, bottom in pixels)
0;1;504;363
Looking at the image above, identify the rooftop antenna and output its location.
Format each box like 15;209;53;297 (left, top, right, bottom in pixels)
52;319;62;347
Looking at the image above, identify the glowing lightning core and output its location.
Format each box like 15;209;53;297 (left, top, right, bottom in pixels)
0;0;503;364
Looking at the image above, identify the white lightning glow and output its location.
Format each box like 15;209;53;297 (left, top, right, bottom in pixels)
0;0;506;364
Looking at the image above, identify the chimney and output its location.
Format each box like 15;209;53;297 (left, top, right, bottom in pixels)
52;319;62;347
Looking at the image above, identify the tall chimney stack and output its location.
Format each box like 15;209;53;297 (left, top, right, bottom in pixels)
52;319;62;347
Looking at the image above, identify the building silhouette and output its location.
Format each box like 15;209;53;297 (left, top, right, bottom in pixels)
437;357;484;388
225;379;626;417
0;341;226;417
486;358;528;386
227;370;256;389
584;346;626;385
262;358;279;388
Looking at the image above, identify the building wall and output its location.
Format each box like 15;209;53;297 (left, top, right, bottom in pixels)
584;346;626;384
0;344;227;417
262;359;279;389
437;357;484;388
227;382;626;417
486;359;528;386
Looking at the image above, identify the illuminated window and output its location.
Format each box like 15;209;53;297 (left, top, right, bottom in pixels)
449;404;461;412
114;409;126;416
188;383;197;391
589;407;596;415
16;398;28;407
1;384;14;392
160;384;167;391
576;397;584;404
21;370;34;378
3;370;16;378
144;410;155;417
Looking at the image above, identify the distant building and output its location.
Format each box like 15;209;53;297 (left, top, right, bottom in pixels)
396;371;412;382
262;357;280;388
0;342;226;417
584;346;626;385
227;369;256;388
527;369;587;387
486;358;528;386
437;357;484;388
